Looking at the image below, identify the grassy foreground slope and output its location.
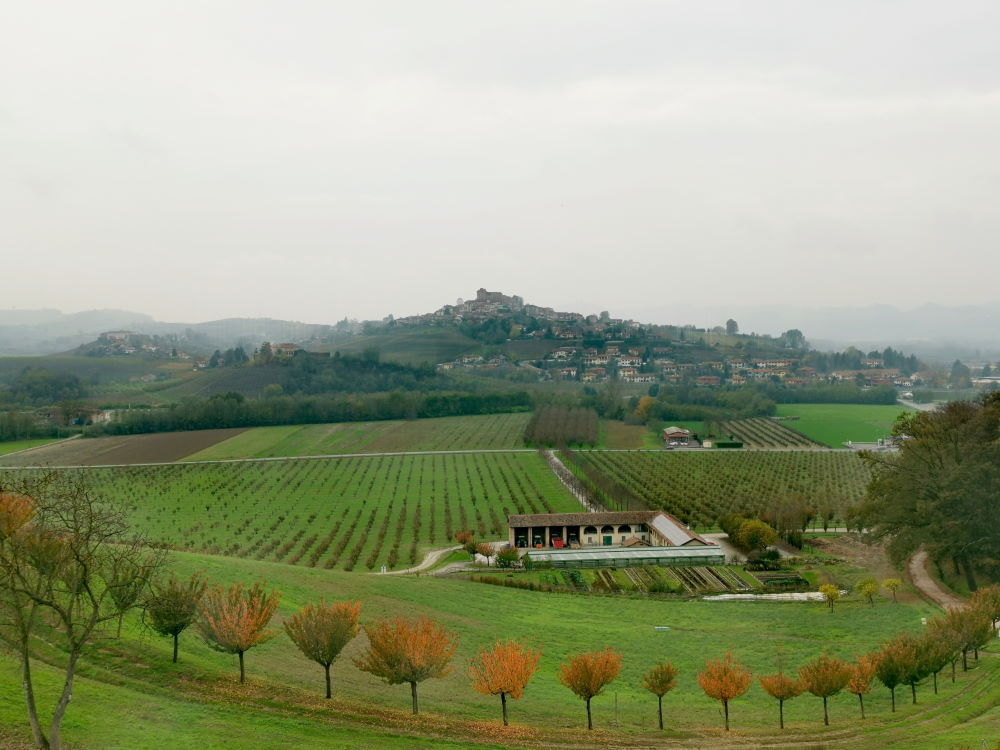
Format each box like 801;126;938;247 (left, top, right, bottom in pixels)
184;413;532;460
774;404;913;446
1;551;995;750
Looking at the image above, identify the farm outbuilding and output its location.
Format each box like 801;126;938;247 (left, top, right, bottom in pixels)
507;510;707;549
522;545;725;569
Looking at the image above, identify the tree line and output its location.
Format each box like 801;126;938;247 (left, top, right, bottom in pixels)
859;392;1000;585
87;390;532;436
523;406;599;447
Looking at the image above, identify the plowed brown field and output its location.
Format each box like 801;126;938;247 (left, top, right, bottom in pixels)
0;428;247;466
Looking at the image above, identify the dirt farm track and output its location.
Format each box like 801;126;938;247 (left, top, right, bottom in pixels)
0;429;248;467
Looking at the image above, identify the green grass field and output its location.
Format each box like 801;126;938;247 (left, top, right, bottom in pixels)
0;438;63;456
579;450;872;528
184;413;532;460
315;327;480;365
25;451;579;571
774;404;913;447
1;550;994;750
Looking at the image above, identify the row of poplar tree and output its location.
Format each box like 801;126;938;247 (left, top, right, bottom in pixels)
146;573;999;731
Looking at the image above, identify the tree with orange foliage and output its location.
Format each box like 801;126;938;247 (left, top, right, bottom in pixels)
469;639;541;725
798;653;850;725
353;615;458;714
643;661;679;730
846;653;878;718
875;635;916;712
284;599;360;698
198;581;280;684
455;529;474;546
758;671;803;729
697;651;751;731
475;542;494;566
558;648;622;730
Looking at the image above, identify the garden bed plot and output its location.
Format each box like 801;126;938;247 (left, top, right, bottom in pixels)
752;570;811;590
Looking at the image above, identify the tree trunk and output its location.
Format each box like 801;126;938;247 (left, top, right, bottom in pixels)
586;697;593;730
19;641;48;749
779;698;784;730
890;687;896;712
501;692;508;726
823;695;829;726
657;695;664;730
858;693;865;720
951;659;956;682
911;682;917;704
962;649;968;671
238;651;245;684
172;633;179;663
723;699;729;731
959;554;978;593
48;649;80;750
933;670;938;694
324;663;332;700
410;681;418;715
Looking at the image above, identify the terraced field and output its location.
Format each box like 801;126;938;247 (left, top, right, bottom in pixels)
184;413;532;459
31;452;579;571
579;450;871;528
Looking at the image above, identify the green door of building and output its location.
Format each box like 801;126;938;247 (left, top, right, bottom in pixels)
602;535;612;546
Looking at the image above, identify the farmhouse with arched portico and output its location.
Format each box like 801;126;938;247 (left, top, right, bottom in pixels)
507;510;707;550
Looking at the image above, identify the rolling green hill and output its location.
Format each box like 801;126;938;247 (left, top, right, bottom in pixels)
313;327;480;366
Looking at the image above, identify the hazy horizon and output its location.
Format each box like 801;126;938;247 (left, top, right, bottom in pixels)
4;2;1000;323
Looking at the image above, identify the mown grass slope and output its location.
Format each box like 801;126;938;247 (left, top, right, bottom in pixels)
1;550;994;750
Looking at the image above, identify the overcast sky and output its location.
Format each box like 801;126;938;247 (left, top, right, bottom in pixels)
3;1;1000;325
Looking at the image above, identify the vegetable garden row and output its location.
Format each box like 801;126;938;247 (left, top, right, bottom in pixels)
529;565;755;594
45;452;580;572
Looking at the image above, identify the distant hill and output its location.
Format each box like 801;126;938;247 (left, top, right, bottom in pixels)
0;310;332;356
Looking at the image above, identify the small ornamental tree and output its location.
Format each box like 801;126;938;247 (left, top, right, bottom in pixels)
469;640;541;726
970;584;1000;631
643;661;679;730
198;581;280;684
558;648;622;730
846;653;878;719
697;651;752;731
353;615;458;715
918;631;953;696
284;599;361;698
734;519;778;551
941;607;994;671
856;577;878;607
144;571;208;663
495;547;520;568
883;578;902;602
927;616;964;682
819;584;841;611
107;557;154;637
758;671;803;729
475;542;494;566
798;653;851;725
876;635;917;711
455;530;474;546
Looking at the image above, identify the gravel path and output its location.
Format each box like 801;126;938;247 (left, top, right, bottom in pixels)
377;545;460;575
907;548;965;610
